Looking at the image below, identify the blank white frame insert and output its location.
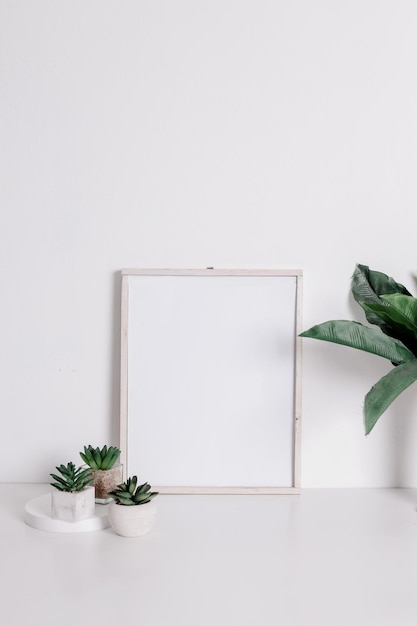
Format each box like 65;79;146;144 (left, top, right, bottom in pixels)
120;269;302;494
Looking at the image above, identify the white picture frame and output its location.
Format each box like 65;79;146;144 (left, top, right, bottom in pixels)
120;269;302;494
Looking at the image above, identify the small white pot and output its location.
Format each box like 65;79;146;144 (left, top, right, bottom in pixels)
51;486;95;522
108;500;157;537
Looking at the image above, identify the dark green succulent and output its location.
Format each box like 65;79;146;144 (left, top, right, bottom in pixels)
108;476;158;506
50;462;94;492
300;263;417;435
80;444;121;470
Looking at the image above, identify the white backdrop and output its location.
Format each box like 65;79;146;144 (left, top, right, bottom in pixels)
1;0;417;486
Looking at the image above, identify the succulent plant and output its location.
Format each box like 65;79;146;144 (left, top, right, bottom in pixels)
50;462;94;492
80;444;121;470
108;476;158;506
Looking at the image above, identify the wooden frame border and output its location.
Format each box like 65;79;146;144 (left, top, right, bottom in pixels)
120;268;302;494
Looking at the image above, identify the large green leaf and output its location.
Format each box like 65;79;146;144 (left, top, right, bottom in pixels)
300;264;417;436
351;264;412;330
364;359;417;434
299;320;414;364
381;294;417;332
352;264;412;302
351;264;411;337
362;294;417;356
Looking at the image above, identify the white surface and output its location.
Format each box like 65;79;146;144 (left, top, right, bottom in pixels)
124;271;300;490
25;491;110;533
2;1;417;488
5;484;417;625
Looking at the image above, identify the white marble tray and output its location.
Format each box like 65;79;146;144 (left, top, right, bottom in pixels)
24;493;110;533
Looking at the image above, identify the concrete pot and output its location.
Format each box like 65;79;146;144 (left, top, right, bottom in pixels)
51;486;95;522
108;500;157;537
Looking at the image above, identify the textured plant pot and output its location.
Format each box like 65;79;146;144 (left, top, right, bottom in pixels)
51;486;95;522
91;464;123;504
108;500;157;537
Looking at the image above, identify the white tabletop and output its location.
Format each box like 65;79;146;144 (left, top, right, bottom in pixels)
2;484;417;626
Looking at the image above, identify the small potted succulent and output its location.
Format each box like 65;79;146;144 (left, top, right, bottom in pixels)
50;462;95;522
107;476;158;537
80;444;123;504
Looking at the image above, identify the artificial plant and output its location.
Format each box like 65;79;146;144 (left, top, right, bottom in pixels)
109;476;158;506
50;462;94;492
300;263;417;434
80;445;121;470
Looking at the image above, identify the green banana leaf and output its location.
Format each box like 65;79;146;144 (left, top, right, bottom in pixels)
300;263;417;435
361;294;417;356
299;320;414;364
352;264;411;303
364;358;417;434
351;264;412;330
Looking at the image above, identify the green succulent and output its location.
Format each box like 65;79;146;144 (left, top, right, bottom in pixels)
300;263;417;435
80;444;121;470
108;476;158;506
50;462;94;492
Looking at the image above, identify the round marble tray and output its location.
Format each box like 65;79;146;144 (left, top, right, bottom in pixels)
24;493;110;533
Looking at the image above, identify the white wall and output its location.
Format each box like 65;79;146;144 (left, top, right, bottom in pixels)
1;0;417;486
